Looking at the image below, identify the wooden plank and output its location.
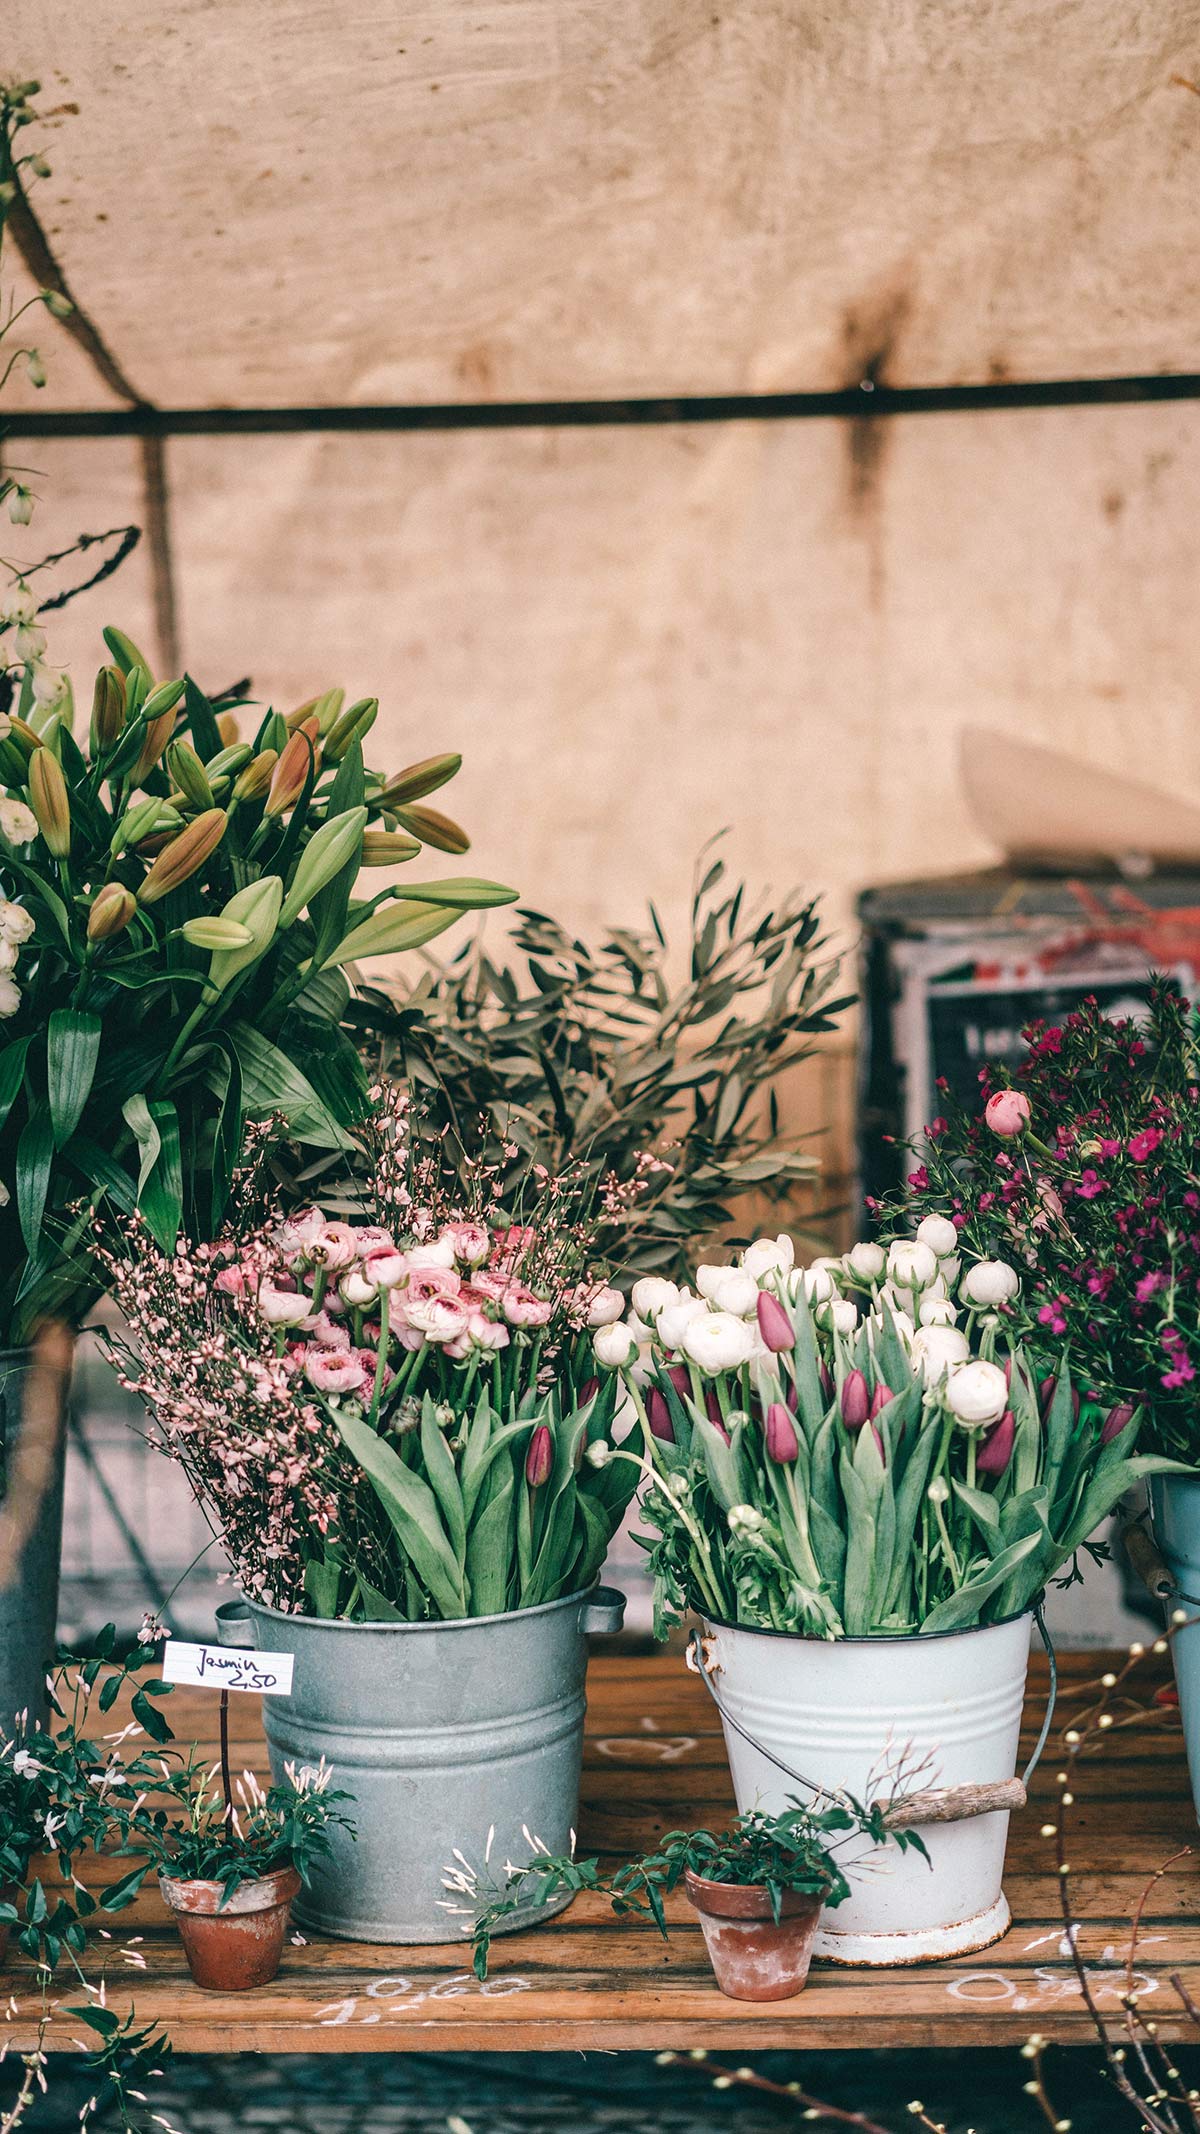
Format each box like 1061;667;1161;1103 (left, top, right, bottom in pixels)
3;1649;1197;2055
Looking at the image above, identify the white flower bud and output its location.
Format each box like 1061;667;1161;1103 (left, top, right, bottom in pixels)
915;1214;959;1259
845;1240;886;1283
887;1240;939;1293
960;1260;1020;1308
593;1322;638;1369
681;1311;757;1375
727;1504;765;1537
630;1276;680;1321
910;1325;971;1382
918;1294;957;1328
740;1234;795;1280
944;1359;1009;1427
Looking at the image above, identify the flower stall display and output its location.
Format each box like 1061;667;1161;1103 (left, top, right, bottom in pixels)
591;1228;1179;1961
461;1797;919;2002
100;1090;640;1943
897;983;1200;1815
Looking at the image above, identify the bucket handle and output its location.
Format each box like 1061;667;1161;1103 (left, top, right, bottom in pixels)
581;1585;626;1635
215;1599;254;1650
1123;1516;1200;1610
685;1602;1057;1829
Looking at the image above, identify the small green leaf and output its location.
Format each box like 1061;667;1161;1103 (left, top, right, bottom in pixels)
47;1007;102;1148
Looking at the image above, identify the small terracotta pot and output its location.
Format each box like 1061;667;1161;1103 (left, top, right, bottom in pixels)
159;1866;301;1991
684;1869;824;2001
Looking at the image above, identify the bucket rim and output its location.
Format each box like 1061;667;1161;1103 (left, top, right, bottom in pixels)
228;1579;606;1637
700;1602;1036;1649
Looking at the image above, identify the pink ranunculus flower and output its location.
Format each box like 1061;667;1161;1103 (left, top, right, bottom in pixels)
467;1312;510;1352
304;1348;368;1395
406;1237;457;1272
309;1310;351;1351
443;1221;491;1268
310;1221;360;1272
363;1245;407;1290
214;1265;245;1297
404;1266;462;1307
584;1285;625;1328
465;1269;507;1301
404;1293;472;1343
984;1089;1032;1138
258;1282;313;1328
275;1206;327;1259
339;1267;378;1308
503;1285;553;1328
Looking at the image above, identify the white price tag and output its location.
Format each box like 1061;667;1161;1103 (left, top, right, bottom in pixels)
161;1641;294;1697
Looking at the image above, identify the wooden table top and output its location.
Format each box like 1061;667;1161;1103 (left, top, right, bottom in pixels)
13;1646;1199;2054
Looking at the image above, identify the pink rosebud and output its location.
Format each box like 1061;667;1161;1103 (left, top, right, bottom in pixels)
869;1383;893;1419
984;1089;1032;1138
1101;1402;1136;1445
647;1388;675;1443
977;1410;1016;1475
840;1369;870;1430
756;1290;794;1354
765;1400;799;1464
525;1423;553;1489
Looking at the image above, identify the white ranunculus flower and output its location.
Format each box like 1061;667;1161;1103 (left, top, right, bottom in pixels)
792;1264;836;1305
593;1321;638;1368
844;1240;886;1283
696;1267;759;1318
727;1504;765;1537
960;1260;1021;1308
940;1256;962;1286
406;1238;458;1271
655;1292;708;1350
918;1294;958;1328
681;1311;757;1376
584;1285;626;1327
910;1324;971;1383
944;1359;1009;1427
0;973;21;1019
825;1298;859;1336
886;1239;939;1294
915;1213;960;1259
740;1234;795;1280
0;799;37;846
0;900;34;944
631;1276;680;1321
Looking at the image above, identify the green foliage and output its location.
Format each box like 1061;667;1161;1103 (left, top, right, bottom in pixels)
466;1796;918;1980
0;653;514;1340
352;844;852;1280
131;1755;354;1904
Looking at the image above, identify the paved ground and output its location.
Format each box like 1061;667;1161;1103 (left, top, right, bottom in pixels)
15;2046;1194;2133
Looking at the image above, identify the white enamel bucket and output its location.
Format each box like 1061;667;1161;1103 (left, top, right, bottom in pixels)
693;1609;1053;1965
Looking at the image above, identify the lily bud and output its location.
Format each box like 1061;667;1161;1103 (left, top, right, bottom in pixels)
840;1369;870;1430
87;882;136;942
206;875;284;993
756;1290;793;1354
525;1423;553;1490
765;1401;799;1465
111;794;166;857
377;753;463;808
138;808;227;904
4;716;41;761
977;1410;1016;1476
167;739;216;811
28;747;71;856
130;707;178;785
264;720;321;817
324;899;458;969
215;711;240;747
324;697;378;763
231;749;278;804
204;742;254;785
179;916;255;951
391;802;470;854
359;831;422;866
278;806;367;927
90;665;126;753
101;624;153;677
286;689;343;735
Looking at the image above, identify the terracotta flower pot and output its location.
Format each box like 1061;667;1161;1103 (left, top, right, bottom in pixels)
684;1869;824;2001
158;1866;301;1991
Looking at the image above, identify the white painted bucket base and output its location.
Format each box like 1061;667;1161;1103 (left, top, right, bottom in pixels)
814;1892;1011;1966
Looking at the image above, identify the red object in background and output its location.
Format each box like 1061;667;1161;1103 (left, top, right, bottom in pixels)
1154;1682;1181;1710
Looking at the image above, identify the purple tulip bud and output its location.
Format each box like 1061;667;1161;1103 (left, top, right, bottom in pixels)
977;1410;1016;1476
525;1423;553;1489
756;1290;794;1355
818;1362;834;1403
647;1388;675;1444
869;1383;894;1420
765;1401;799;1465
840;1369;870;1430
578;1376;600;1406
704;1389;731;1445
1101;1401;1135;1445
872;1425;886;1464
666;1364;691;1401
1038;1373;1057;1418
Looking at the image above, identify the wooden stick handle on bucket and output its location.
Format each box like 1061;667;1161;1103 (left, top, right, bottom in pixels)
877;1778;1028;1829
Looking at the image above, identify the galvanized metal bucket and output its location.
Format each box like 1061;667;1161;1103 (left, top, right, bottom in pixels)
1149;1473;1200;1821
692;1608;1053;1964
216;1583;625;1945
